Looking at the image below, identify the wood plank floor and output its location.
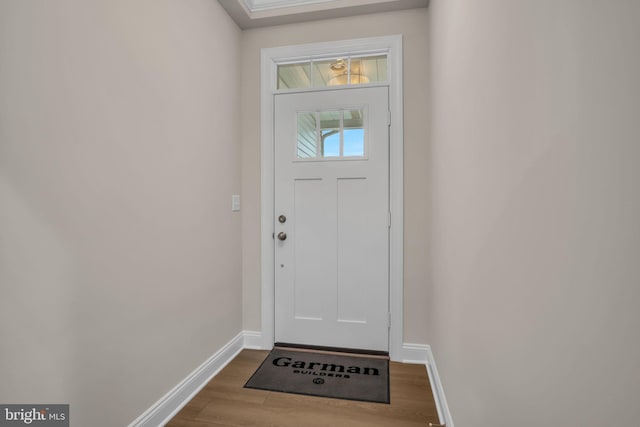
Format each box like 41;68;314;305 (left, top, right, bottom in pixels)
167;349;439;427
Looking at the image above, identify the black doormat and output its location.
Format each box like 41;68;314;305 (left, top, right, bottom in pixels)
244;346;390;404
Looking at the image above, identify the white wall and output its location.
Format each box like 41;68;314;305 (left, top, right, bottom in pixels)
428;1;640;426
240;8;431;344
0;1;242;425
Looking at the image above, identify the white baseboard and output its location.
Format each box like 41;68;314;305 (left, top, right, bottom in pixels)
401;342;430;364
129;334;452;427
128;332;245;427
401;343;454;427
242;330;263;349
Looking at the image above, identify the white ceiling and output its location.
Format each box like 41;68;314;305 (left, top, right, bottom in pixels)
218;0;429;29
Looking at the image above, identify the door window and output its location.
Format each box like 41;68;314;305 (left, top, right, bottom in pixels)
278;55;387;90
296;108;366;160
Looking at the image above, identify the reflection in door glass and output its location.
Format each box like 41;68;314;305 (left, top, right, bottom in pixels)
297;111;317;158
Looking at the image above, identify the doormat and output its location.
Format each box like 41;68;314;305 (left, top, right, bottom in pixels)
244;345;390;404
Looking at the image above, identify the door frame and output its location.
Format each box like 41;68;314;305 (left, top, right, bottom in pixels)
259;35;404;360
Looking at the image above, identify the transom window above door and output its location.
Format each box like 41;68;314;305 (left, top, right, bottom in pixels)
296;108;366;160
278;55;387;90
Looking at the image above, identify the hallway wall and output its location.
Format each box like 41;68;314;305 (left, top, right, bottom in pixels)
0;1;242;425
428;1;640;426
239;8;431;345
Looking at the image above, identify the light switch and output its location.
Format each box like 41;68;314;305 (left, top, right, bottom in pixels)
232;195;241;212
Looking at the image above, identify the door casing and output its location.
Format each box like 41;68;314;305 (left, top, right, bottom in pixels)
259;35;404;360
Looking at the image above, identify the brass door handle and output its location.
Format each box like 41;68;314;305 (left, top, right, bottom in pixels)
277;232;287;241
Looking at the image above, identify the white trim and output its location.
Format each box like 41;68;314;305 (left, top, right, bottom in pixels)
401;342;430;364
401;343;454;427
260;45;276;351
127;333;245;427
243;330;264;349
260;35;404;360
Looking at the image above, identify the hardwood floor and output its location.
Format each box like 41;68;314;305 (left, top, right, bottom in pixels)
167;349;439;427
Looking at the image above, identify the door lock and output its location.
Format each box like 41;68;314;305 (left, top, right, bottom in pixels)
278;215;287;223
277;232;287;241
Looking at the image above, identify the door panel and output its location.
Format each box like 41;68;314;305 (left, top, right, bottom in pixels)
293;178;329;320
274;87;389;351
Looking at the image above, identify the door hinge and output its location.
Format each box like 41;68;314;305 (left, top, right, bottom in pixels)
388;312;392;328
387;111;391;126
388;212;391;228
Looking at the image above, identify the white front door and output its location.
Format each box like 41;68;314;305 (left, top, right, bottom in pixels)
274;87;390;352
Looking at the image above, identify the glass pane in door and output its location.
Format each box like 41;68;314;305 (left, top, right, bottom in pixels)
297;111;317;158
343;109;365;157
319;110;341;157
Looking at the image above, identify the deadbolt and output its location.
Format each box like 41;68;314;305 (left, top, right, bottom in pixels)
278;214;287;223
277;232;287;241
